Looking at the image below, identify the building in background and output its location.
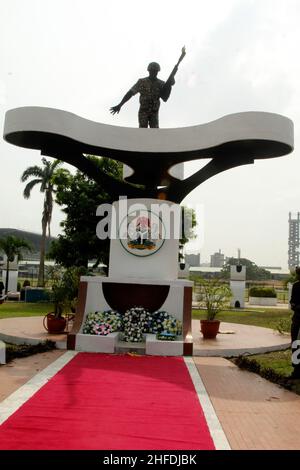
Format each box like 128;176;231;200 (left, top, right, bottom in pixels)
288;212;300;269
185;253;200;267
210;249;225;268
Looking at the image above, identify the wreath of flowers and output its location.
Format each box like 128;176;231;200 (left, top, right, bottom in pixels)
162;317;182;336
83;310;122;335
122;307;149;342
156;317;182;341
147;311;182;335
82;307;182;341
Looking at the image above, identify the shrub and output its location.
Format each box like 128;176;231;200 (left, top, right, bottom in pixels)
249;287;277;298
5;340;55;363
276;317;291;334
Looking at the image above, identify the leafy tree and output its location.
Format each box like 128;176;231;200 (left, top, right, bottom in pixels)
0;236;31;294
220;257;272;281
21;158;65;286
48;157;122;268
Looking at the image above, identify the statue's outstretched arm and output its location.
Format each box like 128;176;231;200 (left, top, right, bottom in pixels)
110;90;134;114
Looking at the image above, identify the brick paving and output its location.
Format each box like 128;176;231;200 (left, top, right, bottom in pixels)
0;317;290;357
0;315;299;449
194;357;300;450
1;351;300;449
192;320;290;356
0;350;64;401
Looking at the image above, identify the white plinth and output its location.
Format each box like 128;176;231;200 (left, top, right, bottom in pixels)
0;340;6;364
75;332;119;353
249;296;277;306
68;276;193;356
146;334;183;356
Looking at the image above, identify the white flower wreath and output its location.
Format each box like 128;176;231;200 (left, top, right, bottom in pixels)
122;307;150;342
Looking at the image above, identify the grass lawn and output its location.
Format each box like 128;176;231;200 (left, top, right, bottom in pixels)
0;302;53;319
233;350;300;396
0;302;293;330
192;308;292;330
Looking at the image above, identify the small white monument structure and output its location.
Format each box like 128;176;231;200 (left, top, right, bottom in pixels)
2;255;18;293
230;265;246;308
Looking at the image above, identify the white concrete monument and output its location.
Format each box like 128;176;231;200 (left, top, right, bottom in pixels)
230;265;246;308
3;106;294;355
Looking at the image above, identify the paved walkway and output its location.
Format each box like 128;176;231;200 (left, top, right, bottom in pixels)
0;315;297;449
194;357;300;450
1;352;300;449
0;317;291;357
0;350;64;402
193;320;290;356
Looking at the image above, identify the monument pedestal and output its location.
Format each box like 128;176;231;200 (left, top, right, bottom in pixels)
67;276;193;356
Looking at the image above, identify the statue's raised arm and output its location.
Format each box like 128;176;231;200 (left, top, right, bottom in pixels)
161;46;186;102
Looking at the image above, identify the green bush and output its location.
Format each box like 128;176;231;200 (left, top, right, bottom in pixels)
276;317;291;334
249;287;277;298
4;340;56;363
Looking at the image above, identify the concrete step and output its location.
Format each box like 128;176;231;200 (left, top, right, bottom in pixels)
115;340;146;355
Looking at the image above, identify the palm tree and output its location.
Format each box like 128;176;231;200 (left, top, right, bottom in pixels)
21;158;63;286
0;236;31;294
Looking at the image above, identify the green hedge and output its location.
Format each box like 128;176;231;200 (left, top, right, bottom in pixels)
4;341;56;363
249;287;277;298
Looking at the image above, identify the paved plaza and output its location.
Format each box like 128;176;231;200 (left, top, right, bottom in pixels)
0;315;298;450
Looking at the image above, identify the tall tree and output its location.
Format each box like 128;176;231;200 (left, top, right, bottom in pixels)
48;157;198;269
0;236;31;294
221;257;272;281
48;156;122;269
21;158;64;286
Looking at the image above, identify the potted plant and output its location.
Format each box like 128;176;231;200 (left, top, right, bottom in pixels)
43;266;86;334
43;282;68;334
197;277;232;339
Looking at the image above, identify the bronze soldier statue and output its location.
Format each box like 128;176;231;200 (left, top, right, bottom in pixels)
110;47;186;128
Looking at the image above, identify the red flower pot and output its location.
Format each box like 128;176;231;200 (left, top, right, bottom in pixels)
200;320;220;339
43;313;66;334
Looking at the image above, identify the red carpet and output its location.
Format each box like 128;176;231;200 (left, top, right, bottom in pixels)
0;353;215;450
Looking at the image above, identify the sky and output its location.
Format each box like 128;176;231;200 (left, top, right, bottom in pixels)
0;0;299;268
